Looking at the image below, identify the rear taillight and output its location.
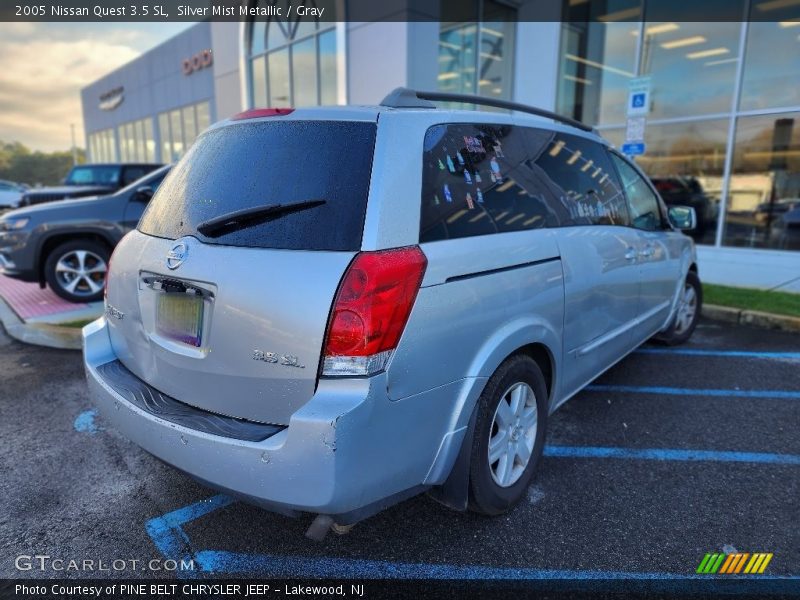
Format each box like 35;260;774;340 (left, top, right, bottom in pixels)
231;108;295;120
322;246;427;377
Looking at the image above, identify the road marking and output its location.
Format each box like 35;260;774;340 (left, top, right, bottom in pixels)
543;445;800;464
586;385;800;399
636;348;800;360
73;409;99;434
145;496;800;590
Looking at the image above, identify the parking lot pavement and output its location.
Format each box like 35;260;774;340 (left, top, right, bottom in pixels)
1;319;799;592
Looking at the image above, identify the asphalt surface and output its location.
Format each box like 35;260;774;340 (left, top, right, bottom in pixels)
1;319;799;593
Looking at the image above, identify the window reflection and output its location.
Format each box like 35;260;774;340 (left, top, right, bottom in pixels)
724;113;800;250
247;1;338;107
640;19;742;119
438;1;516;103
740;10;800;111
558;0;640;125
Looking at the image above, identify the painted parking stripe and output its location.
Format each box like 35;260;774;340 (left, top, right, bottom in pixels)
586;384;800;399
635;348;800;360
543;445;800;465
146;496;800;592
73;409;99;434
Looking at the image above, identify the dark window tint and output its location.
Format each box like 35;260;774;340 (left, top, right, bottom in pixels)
138;121;376;251
421;124;563;242
611;153;665;231
420;124;629;242
535;133;629;227
122;166;148;186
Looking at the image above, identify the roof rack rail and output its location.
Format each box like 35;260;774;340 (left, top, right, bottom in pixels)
380;87;594;133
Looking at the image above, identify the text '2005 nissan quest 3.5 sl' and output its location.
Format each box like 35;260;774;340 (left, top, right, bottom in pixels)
83;89;702;539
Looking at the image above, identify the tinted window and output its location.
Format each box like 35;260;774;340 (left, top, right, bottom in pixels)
66;166;121;186
421;124;564;242
139;121;376;251
122;166;148;186
421;125;629;242
611;153;665;231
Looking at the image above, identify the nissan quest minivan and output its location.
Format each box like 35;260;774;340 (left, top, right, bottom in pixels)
83;89;701;537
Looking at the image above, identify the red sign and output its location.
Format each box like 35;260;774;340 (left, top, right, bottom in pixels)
182;50;213;76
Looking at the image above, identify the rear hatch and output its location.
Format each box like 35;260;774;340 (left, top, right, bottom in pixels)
105;117;377;425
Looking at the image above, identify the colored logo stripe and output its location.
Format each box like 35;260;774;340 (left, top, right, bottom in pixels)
698;553;773;575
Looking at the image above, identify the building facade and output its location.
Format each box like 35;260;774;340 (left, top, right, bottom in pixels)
81;0;800;291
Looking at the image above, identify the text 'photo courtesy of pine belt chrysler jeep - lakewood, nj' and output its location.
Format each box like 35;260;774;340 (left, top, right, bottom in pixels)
82;88;702;540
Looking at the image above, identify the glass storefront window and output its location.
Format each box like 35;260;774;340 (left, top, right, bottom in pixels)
319;30;338;104
252;55;267;107
640;20;742;120
292;37;318;107
724;113;800;250
740;15;800;111
635;120;728;245
196;102;211;133
438;2;516;103
169;110;184;161
159;113;171;164
183;105;197;147
248;4;339;107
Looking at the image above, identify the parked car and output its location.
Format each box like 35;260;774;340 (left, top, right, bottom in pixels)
768;205;800;250
0;179;26;209
755;198;800;225
0;165;171;302
83;90;701;538
650;176;714;239
20;163;162;207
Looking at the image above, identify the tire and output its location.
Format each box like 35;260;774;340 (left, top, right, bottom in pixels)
656;271;702;346
468;354;548;515
44;240;110;303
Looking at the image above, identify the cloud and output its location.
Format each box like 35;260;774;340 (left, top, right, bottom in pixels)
0;24;190;152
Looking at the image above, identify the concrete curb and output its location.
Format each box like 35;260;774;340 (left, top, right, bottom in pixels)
0;297;84;350
703;303;800;333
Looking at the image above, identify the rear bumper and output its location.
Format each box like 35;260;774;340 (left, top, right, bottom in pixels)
83;318;481;517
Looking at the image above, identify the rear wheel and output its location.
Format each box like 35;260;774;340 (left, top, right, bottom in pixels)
44;240;110;303
468;354;548;515
656;270;702;346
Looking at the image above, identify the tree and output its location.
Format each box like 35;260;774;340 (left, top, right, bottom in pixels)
0;140;85;186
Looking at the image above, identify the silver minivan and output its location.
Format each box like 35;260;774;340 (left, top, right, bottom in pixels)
83;89;701;537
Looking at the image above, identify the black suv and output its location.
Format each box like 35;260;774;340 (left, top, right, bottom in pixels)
0;165;170;302
21;163;162;207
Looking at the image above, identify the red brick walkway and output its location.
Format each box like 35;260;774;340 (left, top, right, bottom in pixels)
0;275;90;320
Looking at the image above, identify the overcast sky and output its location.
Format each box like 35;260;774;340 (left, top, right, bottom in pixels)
0;22;193;153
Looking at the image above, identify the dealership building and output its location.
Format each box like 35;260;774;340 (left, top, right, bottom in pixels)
81;0;800;292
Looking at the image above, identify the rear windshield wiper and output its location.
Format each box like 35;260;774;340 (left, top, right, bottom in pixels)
196;199;326;238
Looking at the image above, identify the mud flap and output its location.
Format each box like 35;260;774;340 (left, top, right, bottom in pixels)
426;401;479;511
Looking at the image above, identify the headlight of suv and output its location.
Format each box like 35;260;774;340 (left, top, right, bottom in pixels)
0;217;30;232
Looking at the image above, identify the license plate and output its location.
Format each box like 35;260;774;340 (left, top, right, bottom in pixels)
156;293;204;347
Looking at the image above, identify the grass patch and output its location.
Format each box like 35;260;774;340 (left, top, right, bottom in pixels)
703;284;800;319
57;318;95;329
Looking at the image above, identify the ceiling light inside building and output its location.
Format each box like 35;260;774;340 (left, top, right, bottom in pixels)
660;36;706;49
687;47;730;59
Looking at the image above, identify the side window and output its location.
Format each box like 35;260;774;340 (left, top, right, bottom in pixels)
534;133;630;227
122;167;147;186
611;153;665;231
420;124;563;243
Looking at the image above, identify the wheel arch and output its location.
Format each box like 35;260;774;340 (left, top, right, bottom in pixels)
36;231;115;286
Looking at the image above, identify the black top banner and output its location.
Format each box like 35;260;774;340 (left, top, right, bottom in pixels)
1;0;798;22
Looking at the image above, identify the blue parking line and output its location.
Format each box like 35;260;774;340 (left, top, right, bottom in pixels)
636;348;800;360
544;445;800;465
192;550;800;592
73;409;99;434
586;384;800;399
145;496;800;591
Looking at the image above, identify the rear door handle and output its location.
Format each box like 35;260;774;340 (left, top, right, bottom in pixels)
624;247;637;261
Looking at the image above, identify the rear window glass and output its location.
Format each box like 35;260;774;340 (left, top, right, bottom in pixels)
138;120;376;251
420;124;628;242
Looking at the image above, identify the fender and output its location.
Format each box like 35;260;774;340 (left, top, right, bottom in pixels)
35;226;120;285
425;316;561;509
662;245;698;331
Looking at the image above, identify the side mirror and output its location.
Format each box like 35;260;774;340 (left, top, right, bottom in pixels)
133;186;154;202
668;205;697;231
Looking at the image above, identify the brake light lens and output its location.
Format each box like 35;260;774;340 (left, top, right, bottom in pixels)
231;108;295;120
322;246;427;377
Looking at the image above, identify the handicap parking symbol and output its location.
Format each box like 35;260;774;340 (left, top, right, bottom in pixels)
631;93;646;109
